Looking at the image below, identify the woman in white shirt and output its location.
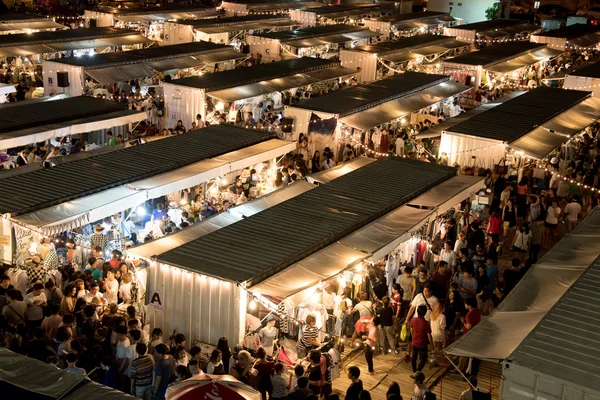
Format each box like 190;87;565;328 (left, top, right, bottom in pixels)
544;200;561;248
118;273;132;304
512;223;531;263
104;270;119;304
430;301;446;367
206;349;224;374
453;231;467;255
439;241;456;273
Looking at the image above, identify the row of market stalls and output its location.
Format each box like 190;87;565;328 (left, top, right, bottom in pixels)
220;0;324;17
530;22;600;51
340;34;472;83
43;41;246;96
443;18;540;44
0;95;146;150
0;13;65;35
439;86;600;168
284;72;469;156
163;15;296;47
564;59;600;97
441;41;563;94
363;11;456;40
0;124;296;265
162;57;356;129
289;3;384;27
247;23;381;61
128;157;484;347
446;207;600;400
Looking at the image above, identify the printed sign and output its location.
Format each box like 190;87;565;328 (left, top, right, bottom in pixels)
148;289;163;310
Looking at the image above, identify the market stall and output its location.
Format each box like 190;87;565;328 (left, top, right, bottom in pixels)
163;15;295;47
289;4;384;27
564;59;600;97
441;41;563;94
0;95;146;150
0;13;65;35
247;24;382;62
284;72;469;160
84;5;219;42
439;86;600;168
43;42;246;96
444;19;540;44
221;0;324;17
340;34;472;83
363;11;456;40
162;57;356;129
0;125;296;266
530;23;600;51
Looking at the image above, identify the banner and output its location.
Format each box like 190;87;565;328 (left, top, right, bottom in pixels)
308;113;337;136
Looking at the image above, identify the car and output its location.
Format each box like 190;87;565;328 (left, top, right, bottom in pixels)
577;6;600;19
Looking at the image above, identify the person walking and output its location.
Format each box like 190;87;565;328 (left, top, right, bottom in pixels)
409;306;432;379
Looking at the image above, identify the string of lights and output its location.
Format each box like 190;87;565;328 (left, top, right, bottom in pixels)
546;168;599;193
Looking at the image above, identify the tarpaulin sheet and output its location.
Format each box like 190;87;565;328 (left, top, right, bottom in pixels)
147;56;204;71
445;207;600;361
408;175;485;215
381;51;421;63
195;49;247;63
307;156;376;183
84;63;157;84
487;47;563;74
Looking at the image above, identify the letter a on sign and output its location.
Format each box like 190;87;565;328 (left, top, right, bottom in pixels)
149;291;163;310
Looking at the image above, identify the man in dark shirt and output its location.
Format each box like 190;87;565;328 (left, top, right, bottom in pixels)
467;222;485;258
345;366;363;400
457;248;474;275
0;275;14;296
503;258;522;294
430;261;452;300
286;377;313;400
25;327;56;362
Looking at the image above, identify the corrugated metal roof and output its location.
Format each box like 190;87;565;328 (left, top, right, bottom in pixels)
569;59;600;79
157;158;457;284
0;96;126;134
0;125;275;215
447;87;590;142
454;18;536;33
443;41;548;67
100;4;214;16
0;13;52;22
287;72;449;116
346;35;459;54
167;57;341;91
534;22;600;39
297;4;381;17
509;254;600;393
370;11;450;23
252;23;373;42
0;27;141;47
51;42;237;69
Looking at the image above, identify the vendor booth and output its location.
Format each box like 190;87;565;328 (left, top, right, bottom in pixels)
284;72;469;160
444;19;540;44
289;4;384;27
247;24;382;62
84;5;218;35
162;57;356;129
0;124;296;267
363;11;456;40
530;23;600;51
443;207;600;399
564;60;600;97
127;158;483;358
0;13;65;35
340;34;472;83
441;41;563;95
43;42;246;96
0;95;146;151
221;0;324;17
439;86;600;168
163;15;295;47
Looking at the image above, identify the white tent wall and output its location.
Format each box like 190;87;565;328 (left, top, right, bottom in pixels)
162;82;206;130
163;22;194;45
222;2;249;16
444;27;477;42
564;75;600;97
363;20;391;40
83;10;115;27
283;106;336;138
439;131;505;169
289;10;318;27
196;31;230;45
82;123;131;146
501;362;600;400
530;34;566;49
247;35;281;62
0;217;13;264
340;49;377;83
145;262;245;346
43;61;85;96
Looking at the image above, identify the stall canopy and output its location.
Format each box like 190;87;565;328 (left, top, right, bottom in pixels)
0;13;65;32
0;27;152;57
531;23;600;48
307;156;376;183
0;348;136;400
10;126;296;234
99;4;218;22
177;14;294;34
167;57;348;93
567;59;600;79
446;207;600;361
444;19;540;42
289;72;469;130
294;4;382;19
368;11;455;30
50;42;245;84
253;24;380;48
0;96;146;149
446;87;595;159
234;0;324;13
443;41;562;71
154;158;457;287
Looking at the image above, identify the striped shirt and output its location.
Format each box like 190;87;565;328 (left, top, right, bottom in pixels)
131;355;154;387
270;374;289;398
297;325;319;352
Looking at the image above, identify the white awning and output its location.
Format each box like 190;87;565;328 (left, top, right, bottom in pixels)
408;175;485;215
127;180;316;260
307;156;376;183
13;139;297;235
445;207;600;361
0;110;147;149
0;83;16;95
0;20;65;32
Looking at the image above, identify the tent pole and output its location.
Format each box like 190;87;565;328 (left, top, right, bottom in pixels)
444;354;476;390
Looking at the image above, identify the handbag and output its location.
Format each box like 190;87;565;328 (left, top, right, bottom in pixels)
495;158;507;175
400;324;410;342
